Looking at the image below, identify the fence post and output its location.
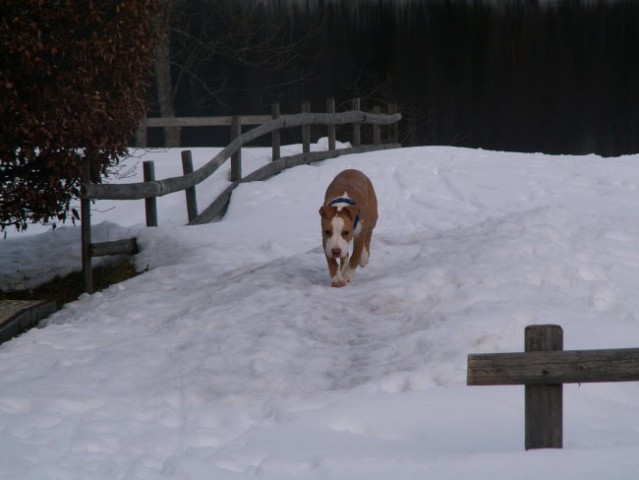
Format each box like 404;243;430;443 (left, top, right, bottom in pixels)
327;98;336;151
372;105;381;145
389;102;399;143
181;150;198;222
525;325;564;450
302;101;311;153
81;161;93;294
143;161;158;227
272;102;281;161
135;117;148;148
352;98;361;147
231;115;242;181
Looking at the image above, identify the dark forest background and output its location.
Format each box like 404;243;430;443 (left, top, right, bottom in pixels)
150;0;639;157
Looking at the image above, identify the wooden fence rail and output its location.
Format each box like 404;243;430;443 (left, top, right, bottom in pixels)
135;114;272;148
84;110;401;201
80;100;402;292
467;324;639;450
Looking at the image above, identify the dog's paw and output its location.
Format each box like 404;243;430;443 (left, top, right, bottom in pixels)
359;248;369;267
342;268;355;284
331;276;348;288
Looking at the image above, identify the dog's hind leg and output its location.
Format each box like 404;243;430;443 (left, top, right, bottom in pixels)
359;229;373;267
344;234;366;283
359;248;369;267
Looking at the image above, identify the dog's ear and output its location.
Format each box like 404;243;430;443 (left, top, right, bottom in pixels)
342;205;356;221
319;205;338;218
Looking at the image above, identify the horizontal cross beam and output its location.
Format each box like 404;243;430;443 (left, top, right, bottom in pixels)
90;238;139;258
468;347;639;386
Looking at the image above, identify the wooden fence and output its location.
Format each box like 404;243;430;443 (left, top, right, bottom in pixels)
80;99;402;292
134;98;398;149
467;324;639;450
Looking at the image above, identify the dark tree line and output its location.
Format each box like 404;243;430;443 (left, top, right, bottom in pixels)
156;0;639;156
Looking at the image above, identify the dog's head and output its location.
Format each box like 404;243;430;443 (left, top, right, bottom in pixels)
319;204;358;259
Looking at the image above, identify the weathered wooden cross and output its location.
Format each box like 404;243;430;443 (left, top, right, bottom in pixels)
467;324;639;450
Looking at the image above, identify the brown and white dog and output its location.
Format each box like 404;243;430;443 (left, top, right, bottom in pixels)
319;169;378;287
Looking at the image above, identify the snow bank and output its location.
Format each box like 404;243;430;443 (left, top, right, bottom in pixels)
1;145;639;479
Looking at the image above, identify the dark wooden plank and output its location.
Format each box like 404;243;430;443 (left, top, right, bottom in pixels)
90;239;139;257
242;144;402;184
467;347;639;386
189;184;236;225
142;111;400;130
144;115;271;127
0;300;56;345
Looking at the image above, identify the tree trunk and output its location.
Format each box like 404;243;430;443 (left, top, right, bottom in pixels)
151;4;181;147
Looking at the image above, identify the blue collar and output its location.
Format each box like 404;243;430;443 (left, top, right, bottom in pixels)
329;197;360;231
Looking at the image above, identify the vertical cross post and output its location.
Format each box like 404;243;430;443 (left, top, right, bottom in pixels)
389;102;399;143
525;324;563;450
271;102;281;161
302;101;311;153
231;115;242;181
372;105;381;145
81;161;93;294
135;117;148;148
143;160;158;227
327;97;336;151
181;150;198;222
352;98;361;147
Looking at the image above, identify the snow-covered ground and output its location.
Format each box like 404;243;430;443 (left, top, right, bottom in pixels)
2;144;639;479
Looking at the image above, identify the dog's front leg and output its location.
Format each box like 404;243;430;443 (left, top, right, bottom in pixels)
343;235;365;284
326;255;347;287
339;252;350;275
